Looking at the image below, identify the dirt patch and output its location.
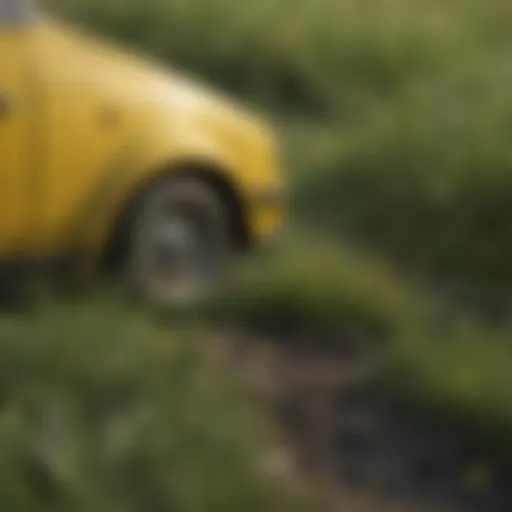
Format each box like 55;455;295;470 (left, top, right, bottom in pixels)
217;333;512;512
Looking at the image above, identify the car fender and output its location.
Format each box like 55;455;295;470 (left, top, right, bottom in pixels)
68;122;245;266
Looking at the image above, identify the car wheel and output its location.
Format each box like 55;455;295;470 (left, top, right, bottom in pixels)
126;176;234;305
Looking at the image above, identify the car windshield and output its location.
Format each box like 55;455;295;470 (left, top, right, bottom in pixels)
0;0;37;24
0;0;17;20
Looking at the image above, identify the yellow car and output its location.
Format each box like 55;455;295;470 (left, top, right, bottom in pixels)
0;0;285;302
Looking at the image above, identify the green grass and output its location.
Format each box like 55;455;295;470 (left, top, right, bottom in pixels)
207;239;512;467
294;86;512;310
42;0;512;117
207;237;426;342
0;299;315;511
383;323;512;464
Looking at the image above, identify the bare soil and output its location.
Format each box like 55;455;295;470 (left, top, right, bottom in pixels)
217;333;512;512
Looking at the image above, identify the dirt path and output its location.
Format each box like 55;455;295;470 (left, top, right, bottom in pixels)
217;333;512;512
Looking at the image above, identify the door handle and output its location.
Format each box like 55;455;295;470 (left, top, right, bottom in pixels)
0;93;13;118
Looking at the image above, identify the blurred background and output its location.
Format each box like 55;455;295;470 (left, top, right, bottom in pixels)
4;0;512;510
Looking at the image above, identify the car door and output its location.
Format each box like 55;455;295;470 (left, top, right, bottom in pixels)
0;0;32;254
32;21;129;252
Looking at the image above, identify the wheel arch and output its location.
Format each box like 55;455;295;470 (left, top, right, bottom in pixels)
100;160;252;272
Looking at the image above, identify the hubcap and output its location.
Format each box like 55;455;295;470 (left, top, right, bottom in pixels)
136;206;219;303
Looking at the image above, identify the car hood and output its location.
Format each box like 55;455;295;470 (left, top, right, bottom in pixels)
41;18;268;137
36;17;279;188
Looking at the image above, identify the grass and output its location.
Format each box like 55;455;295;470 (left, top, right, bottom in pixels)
0;298;316;511
294;89;512;312
383;323;512;465
1;242;511;508
42;0;512;117
207;236;426;342
207;239;512;469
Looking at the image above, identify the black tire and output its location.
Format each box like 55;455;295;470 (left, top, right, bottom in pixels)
125;176;233;305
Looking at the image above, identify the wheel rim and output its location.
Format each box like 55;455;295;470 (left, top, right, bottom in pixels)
133;201;224;303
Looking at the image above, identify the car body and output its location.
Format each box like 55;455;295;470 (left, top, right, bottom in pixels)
0;0;285;298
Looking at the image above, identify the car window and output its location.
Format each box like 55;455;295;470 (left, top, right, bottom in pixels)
0;0;31;25
0;0;16;21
